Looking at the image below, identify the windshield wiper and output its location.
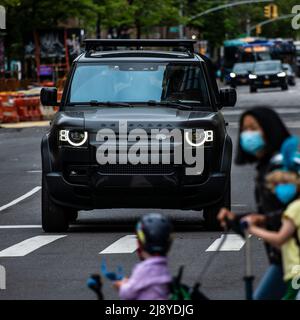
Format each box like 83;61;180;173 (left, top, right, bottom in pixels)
146;100;192;110
68;101;133;107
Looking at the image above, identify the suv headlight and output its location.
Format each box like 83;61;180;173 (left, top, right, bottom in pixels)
230;72;236;78
59;129;88;147
185;130;214;147
277;72;286;78
249;74;257;79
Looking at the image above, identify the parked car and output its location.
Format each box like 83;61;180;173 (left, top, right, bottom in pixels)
229;62;254;88
283;63;296;86
40;39;236;232
249;60;288;93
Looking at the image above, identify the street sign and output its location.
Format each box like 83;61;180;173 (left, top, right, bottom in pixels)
169;26;179;33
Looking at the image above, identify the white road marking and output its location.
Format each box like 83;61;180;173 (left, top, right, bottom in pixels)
232;204;247;208
0;235;66;257
100;235;138;254
0;186;41;212
26;170;42;173
205;234;245;252
0;225;41;229
224;108;300;116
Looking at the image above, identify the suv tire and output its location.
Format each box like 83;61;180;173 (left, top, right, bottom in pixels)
250;86;257;93
42;176;69;232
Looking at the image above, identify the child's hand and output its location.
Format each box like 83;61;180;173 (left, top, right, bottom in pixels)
217;208;236;229
113;278;129;290
247;214;266;226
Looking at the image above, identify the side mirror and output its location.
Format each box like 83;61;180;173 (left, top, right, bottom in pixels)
40;87;58;106
220;88;237;108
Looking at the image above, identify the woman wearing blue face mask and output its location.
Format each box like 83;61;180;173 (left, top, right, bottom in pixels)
219;107;291;300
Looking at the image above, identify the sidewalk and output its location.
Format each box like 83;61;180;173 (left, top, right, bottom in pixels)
0;121;50;129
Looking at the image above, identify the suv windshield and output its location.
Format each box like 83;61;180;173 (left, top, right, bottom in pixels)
69;62;210;107
254;62;281;73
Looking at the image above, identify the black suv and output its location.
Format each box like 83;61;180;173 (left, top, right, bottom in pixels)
41;39;236;232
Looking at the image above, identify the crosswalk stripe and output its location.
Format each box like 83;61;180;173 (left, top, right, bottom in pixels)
0;235;66;257
100;235;138;254
205;234;245;252
0;186;41;212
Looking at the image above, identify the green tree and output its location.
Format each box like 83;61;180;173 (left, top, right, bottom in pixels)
95;0;181;38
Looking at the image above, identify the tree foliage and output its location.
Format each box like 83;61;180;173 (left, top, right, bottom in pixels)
1;0;300;60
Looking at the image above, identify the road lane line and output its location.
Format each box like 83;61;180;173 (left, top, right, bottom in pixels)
232;204;247;208
224;108;300;116
26;170;42;173
205;234;245;252
0;235;66;257
229;121;300;129
0;225;41;229
0;186;41;212
100;235;137;254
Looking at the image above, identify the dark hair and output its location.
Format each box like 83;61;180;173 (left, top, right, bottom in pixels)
235;107;290;165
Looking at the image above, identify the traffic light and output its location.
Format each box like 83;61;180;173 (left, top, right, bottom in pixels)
256;25;262;35
264;4;279;19
264;5;271;18
271;4;278;19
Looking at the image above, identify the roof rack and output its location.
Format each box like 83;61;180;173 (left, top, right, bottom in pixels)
84;39;196;54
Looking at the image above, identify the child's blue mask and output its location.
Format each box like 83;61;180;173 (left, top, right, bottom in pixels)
240;131;265;156
274;183;298;204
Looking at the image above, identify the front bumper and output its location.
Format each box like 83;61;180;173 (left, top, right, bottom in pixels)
250;77;286;88
45;171;228;210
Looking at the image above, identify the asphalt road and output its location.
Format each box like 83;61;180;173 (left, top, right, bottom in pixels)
0;83;300;300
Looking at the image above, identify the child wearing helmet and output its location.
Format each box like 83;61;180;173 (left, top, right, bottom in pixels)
114;213;173;300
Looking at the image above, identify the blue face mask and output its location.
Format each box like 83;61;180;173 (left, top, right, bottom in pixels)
274;183;298;204
240;131;265;156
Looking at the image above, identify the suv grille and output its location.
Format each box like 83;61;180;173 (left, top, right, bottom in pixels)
98;164;175;176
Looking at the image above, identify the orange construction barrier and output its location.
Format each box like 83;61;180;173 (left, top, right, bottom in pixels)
1;94;20;123
15;97;30;121
31;96;43;121
23;96;42;121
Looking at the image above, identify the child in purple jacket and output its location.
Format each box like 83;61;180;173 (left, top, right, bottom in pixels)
114;213;173;300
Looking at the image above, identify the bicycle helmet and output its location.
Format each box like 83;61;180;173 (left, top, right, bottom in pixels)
136;213;173;255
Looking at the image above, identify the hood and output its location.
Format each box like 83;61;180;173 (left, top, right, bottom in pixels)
255;70;281;76
79;107;215;131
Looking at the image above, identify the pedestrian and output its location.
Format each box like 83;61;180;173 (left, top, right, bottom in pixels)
243;166;300;300
219;107;291;300
113;213;173;300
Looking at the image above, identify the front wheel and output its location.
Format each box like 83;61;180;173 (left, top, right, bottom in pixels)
203;180;231;231
281;84;288;91
250;86;257;93
42;176;69;232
